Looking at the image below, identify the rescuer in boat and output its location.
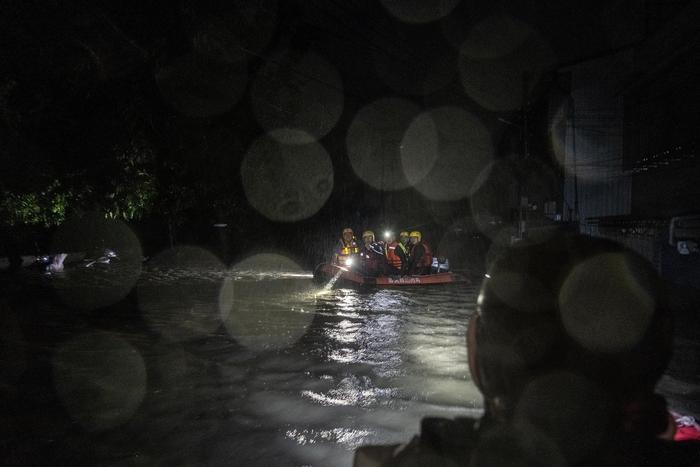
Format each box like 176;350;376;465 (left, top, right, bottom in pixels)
359;230;385;276
354;232;700;466
398;231;412;274
406;230;432;275
399;230;410;249
334;227;359;266
384;231;409;275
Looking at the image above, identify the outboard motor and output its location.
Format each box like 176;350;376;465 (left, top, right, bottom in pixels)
431;257;449;273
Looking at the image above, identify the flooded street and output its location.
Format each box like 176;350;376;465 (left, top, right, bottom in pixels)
3;0;700;464
2;258;482;466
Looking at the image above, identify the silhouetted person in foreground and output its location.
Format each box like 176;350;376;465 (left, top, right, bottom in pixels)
354;231;700;466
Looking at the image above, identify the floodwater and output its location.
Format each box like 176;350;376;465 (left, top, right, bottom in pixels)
1;259;483;466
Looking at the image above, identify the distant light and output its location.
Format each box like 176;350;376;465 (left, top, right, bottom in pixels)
384;231;392;239
345;257;354;267
484;273;491;278
213;223;228;228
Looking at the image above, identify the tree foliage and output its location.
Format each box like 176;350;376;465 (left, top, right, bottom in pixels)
104;138;157;221
0;0;256;238
0;180;71;226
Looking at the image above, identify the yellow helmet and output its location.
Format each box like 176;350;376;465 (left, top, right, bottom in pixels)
409;231;422;241
362;230;375;240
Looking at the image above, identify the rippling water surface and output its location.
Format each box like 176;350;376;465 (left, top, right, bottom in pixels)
4;262;483;466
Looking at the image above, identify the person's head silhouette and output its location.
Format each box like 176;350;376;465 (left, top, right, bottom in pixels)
468;232;674;464
355;231;700;467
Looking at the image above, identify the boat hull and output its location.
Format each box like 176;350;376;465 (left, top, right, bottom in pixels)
314;263;469;287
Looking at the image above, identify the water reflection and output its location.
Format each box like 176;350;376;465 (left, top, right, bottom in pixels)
285;427;375;448
8;264;481;466
301;375;396;407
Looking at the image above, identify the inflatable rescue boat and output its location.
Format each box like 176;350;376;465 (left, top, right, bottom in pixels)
314;262;469;287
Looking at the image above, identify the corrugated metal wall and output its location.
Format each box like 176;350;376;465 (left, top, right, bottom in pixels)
562;51;633;223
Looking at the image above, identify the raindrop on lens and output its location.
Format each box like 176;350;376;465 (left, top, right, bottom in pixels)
347;98;422;191
137;246;224;342
219;254;315;351
156;53;248;118
52;332;147;431
401;106;493;201
559;253;655;353
50;213;143;311
250;50;344;142
241;132;334;222
458;23;555;112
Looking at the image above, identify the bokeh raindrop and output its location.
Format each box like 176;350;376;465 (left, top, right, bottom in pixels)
50;213;143;311
138;246;224;342
559;253;655;353
458;23;556;111
486;269;553;314
156;53;248;118
549;95;624;183
372;30;457;96
399;110;439;186
346;98;422;191
549;102;570;176
401;106;493;201
241;131;334;222
471;156;560;246
250;50;344;143
218;254;315;351
52;332;147;431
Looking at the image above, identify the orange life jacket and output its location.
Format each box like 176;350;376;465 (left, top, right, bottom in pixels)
414;240;433;268
385;241;403;269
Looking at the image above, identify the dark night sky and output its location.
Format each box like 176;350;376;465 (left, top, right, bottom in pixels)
3;6;700;466
0;0;690;264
